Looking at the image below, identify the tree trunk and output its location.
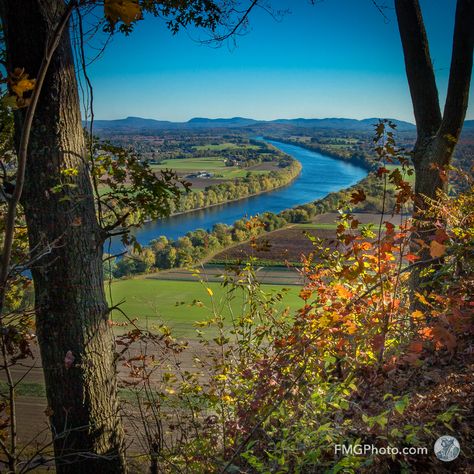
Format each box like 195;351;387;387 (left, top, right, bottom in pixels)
395;0;474;294
0;1;127;472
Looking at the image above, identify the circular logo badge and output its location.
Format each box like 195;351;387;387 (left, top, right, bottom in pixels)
434;435;460;462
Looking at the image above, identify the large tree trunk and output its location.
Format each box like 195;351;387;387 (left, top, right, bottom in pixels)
0;1;127;472
395;0;474;294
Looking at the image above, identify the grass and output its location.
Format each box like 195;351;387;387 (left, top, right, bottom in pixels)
295;222;339;230
152;157;269;180
0;381;46;398
107;278;302;338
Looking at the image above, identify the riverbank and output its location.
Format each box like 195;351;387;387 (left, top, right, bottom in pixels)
263;136;374;171
168;142;302;215
113;139;368;251
165;159;302;219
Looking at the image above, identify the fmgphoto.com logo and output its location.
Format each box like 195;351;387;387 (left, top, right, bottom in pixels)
334;444;428;457
334;435;461;463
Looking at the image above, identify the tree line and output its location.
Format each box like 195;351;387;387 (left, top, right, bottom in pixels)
175;159;301;213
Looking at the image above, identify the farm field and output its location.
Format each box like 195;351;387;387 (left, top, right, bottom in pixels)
108;278;302;338
5;276;303;452
212;213;406;265
211;226;332;265
152;156;273;180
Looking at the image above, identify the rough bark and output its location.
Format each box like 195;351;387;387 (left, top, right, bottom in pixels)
0;1;127;472
395;0;474;292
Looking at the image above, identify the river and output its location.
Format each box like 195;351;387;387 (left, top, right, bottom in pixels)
109;140;368;253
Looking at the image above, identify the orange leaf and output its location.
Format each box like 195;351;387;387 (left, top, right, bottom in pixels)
413;238;429;249
432;326;457;352
419;327;433;339
299;288;313;301
411;310;424;320
415;292;431;307
333;283;352;299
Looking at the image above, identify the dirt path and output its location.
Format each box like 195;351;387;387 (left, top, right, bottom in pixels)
145;264;304;285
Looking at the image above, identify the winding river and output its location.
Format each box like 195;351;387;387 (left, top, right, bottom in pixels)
109;140;368;253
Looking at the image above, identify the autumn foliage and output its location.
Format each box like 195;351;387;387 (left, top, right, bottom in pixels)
113;122;473;472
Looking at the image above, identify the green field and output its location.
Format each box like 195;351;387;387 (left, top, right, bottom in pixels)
107;278;302;338
295;222;339;230
152;156;268;179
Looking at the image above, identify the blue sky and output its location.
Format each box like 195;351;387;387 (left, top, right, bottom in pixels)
85;0;473;122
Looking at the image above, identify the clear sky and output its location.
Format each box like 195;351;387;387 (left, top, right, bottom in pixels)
85;0;473;123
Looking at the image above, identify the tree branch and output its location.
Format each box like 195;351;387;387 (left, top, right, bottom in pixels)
394;0;442;138
439;0;474;141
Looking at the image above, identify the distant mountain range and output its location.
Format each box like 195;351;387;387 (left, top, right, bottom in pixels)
91;115;474;133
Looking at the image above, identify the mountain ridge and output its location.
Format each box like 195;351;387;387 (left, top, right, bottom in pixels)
90;116;474;133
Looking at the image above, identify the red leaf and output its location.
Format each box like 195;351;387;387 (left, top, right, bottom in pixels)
405;253;421;262
434;228;449;243
371;334;385;351
350;189;366;205
384;221;395;233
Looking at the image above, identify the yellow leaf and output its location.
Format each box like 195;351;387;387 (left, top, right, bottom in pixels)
11;78;36;97
415;292;432;308
430;240;446;259
206;287;213;297
104;0;141;25
411;310;424;320
345;321;358;334
317;315;331;328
